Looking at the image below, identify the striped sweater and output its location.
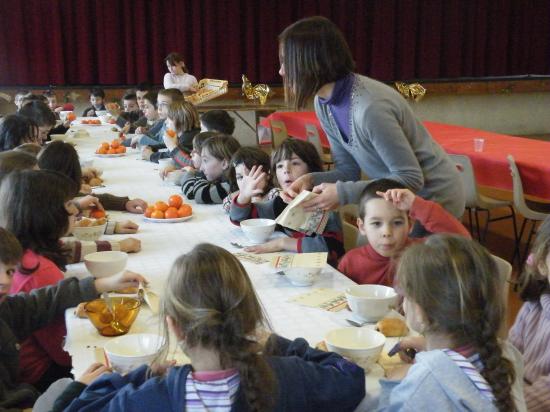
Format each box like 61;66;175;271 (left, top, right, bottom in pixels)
509;293;550;412
185;369;239;411
181;170;232;204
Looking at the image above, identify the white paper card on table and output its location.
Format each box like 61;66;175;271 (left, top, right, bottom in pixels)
271;252;327;269
288;288;347;312
234;252;269;264
275;190;329;235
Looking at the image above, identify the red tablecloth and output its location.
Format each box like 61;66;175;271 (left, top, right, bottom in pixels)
262;112;550;199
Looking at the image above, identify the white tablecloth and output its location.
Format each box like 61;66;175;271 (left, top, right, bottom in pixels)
63;125;387;409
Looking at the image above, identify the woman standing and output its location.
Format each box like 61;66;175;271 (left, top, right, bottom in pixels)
163;52;198;93
279;16;464;229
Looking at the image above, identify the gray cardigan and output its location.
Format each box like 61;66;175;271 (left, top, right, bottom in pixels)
312;74;465;218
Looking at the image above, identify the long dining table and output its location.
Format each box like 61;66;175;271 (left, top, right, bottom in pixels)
62;123;394;409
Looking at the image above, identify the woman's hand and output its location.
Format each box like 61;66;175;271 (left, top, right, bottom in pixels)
94;270;147;294
300;183;340;211
115;220;139;234
76;195;104;211
281;173;314;203
237;165;267;204
125;199;147;213
119;238;141;253
377;189;416;211
77;363;112;385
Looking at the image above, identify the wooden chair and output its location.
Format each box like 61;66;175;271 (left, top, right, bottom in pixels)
491;254;512;338
305;123;334;169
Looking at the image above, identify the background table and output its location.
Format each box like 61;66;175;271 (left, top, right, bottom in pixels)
62;125;390;409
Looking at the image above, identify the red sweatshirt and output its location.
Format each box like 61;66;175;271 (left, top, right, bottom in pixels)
338;197;470;286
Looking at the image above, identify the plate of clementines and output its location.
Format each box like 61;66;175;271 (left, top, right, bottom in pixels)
143;195;193;223
95;139;127;156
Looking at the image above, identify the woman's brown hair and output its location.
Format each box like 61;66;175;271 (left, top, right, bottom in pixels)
397;234;515;411
518;216;550;301
278;16;355;109
161;243;276;411
271;138;323;185
167;101;200;133
165;52;189;73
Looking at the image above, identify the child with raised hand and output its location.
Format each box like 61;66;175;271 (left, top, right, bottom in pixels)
83;88;106;117
150;100;201;165
38;141;148;217
58;243;365;412
222;146;280;213
230;138;344;265
378;234;524;411
338;178;470;286
509;216;550;411
181;135;240;204
0;225;145;409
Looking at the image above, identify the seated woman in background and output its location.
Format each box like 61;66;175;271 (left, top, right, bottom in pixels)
163;52;198;93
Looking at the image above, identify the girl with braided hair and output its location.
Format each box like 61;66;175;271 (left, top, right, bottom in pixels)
60;243;365;412
377;234;525;411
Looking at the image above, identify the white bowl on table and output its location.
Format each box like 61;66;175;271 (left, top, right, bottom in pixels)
84;251;128;278
240;218;276;244
284;267;322;286
72;222;107;242
345;285;398;322
324;327;386;370
96;110;108;116
104;333;165;374
59;111;73;122
49;134;70;142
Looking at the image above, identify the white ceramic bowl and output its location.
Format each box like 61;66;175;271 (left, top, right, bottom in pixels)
49;134;69;142
104;333;165;374
72;223;107;242
96;110;108;116
324;327;386;370
345;285;398;322
84;251;128;278
285;267;322;286
240;218;276;244
59;111;73;121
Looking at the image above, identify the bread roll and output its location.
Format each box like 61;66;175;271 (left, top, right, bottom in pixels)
74;302;88;318
375;318;408;337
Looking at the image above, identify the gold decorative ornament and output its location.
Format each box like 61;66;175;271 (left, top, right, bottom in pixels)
242;74;270;105
395;82;426;102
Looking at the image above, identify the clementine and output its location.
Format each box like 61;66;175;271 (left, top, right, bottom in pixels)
107;148;116;154
168;194;183;209
177;204;192;217
154;201;169;212
115;146;125;154
97;147;108;154
90;208;106;219
100;142;110;150
144;206;155;218
165;207;179;219
111;139;120;149
151;210;164;219
166;129;177;138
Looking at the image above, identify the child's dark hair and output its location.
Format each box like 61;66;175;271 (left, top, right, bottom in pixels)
0;227;23;266
158;88;184;102
122;92;137;102
0;114;39;151
38;141;82;188
192;131;218;152
0;170;79;271
20;94;48;106
18;101;56;127
143;91;158;108
358;179;407;219
136;82;151;92
201;110;235;135
231;146;274;193
278;16;355;109
397;234;516;412
165;52;189;73
90;88;105;98
518;215;550;301
161;243;276;412
0;150;37;183
271;138;323;180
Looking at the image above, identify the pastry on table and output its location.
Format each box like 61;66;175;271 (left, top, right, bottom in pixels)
74;302;88;319
375;317;409;337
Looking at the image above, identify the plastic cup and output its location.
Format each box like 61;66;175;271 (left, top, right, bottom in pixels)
474;138;485;152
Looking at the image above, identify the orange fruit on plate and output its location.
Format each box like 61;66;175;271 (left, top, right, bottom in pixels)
165;207;179;219
107;148;116;154
111;139;120;148
151;210;164;219
168;194;183;208
115;146;125;154
67;112;76;121
154;201;169;212
97;147;108;154
90;208;106;219
100;142;110;150
144;206;155;218
177;204;192;218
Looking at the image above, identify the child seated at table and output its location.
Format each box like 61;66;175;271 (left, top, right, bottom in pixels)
200;109;236;135
139;88;183;156
509;216;550;411
55;243;365;412
43;90;74;113
222;146;280;213
0;226;144;410
82;88;106;117
377;234;525;411
18;101;57;144
0;114;40;151
112;92;143;133
133;91;159;136
150;100;201;165
38;141;148;216
338;178;470;286
230;138;344;265
0;170;140;392
181;135;240;204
